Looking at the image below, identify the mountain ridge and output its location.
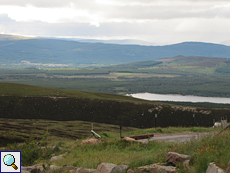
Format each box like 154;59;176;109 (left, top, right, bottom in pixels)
0;34;230;68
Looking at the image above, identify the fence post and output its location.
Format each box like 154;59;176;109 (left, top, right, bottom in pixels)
193;114;195;127
155;114;157;129
120;125;122;138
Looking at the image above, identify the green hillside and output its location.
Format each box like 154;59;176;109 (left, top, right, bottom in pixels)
0;82;151;103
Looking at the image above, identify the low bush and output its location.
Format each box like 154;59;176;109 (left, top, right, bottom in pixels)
4;133;58;166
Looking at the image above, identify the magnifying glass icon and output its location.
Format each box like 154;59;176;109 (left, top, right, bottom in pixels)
3;154;18;170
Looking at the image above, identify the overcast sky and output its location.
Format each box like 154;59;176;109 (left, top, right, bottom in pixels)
0;0;230;45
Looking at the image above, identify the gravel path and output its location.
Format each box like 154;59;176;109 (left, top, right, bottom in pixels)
149;132;216;143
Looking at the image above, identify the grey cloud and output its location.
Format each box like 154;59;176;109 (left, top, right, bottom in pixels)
1;13;228;44
1;0;230;20
98;2;230;20
1;0;229;7
1;1;230;46
0;0;88;8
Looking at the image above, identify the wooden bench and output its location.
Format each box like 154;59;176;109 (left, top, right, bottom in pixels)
124;133;154;140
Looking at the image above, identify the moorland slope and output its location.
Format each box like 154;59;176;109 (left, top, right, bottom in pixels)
0;83;229;129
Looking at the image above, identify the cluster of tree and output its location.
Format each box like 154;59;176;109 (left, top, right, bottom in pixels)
215;65;230;74
124;75;230;97
2;74;230;98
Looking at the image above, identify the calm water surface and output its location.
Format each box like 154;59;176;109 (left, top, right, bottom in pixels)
128;93;230;104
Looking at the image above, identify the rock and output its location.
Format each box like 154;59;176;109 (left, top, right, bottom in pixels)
40;146;63;150
49;153;67;162
50;165;62;170
60;166;78;172
96;163;117;173
81;138;101;144
21;166;33;173
31;166;44;173
150;164;176;173
21;165;46;173
134;165;150;172
21;170;30;173
136;139;149;144
123;137;136;142
124;137;149;144
21;166;43;173
166;152;191;166
76;167;97;173
61;152;68;156
111;165;128;173
183;159;190;169
206;162;225;173
226;161;230;173
127;169;134;173
30;168;42;173
21;166;36;172
49;155;63;162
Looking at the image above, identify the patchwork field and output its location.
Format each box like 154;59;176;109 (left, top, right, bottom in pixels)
51;72;180;80
1;56;230;97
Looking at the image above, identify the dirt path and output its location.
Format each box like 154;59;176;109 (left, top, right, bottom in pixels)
149;132;216;143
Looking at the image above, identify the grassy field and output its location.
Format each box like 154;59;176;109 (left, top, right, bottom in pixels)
2;118;229;172
53;130;230;172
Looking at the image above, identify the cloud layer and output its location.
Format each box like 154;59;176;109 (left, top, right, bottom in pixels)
0;0;230;45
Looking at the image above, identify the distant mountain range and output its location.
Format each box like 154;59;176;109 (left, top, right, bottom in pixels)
0;34;230;68
45;37;156;46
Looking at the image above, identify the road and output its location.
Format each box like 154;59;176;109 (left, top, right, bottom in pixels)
149;132;216;143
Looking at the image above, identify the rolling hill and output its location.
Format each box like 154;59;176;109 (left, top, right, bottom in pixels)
106;55;230;75
1;34;230;67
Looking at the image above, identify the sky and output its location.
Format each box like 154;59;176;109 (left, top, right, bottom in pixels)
0;0;230;45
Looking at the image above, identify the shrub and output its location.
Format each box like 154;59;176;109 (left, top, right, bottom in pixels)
40;133;49;146
4;133;55;166
6;140;41;165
